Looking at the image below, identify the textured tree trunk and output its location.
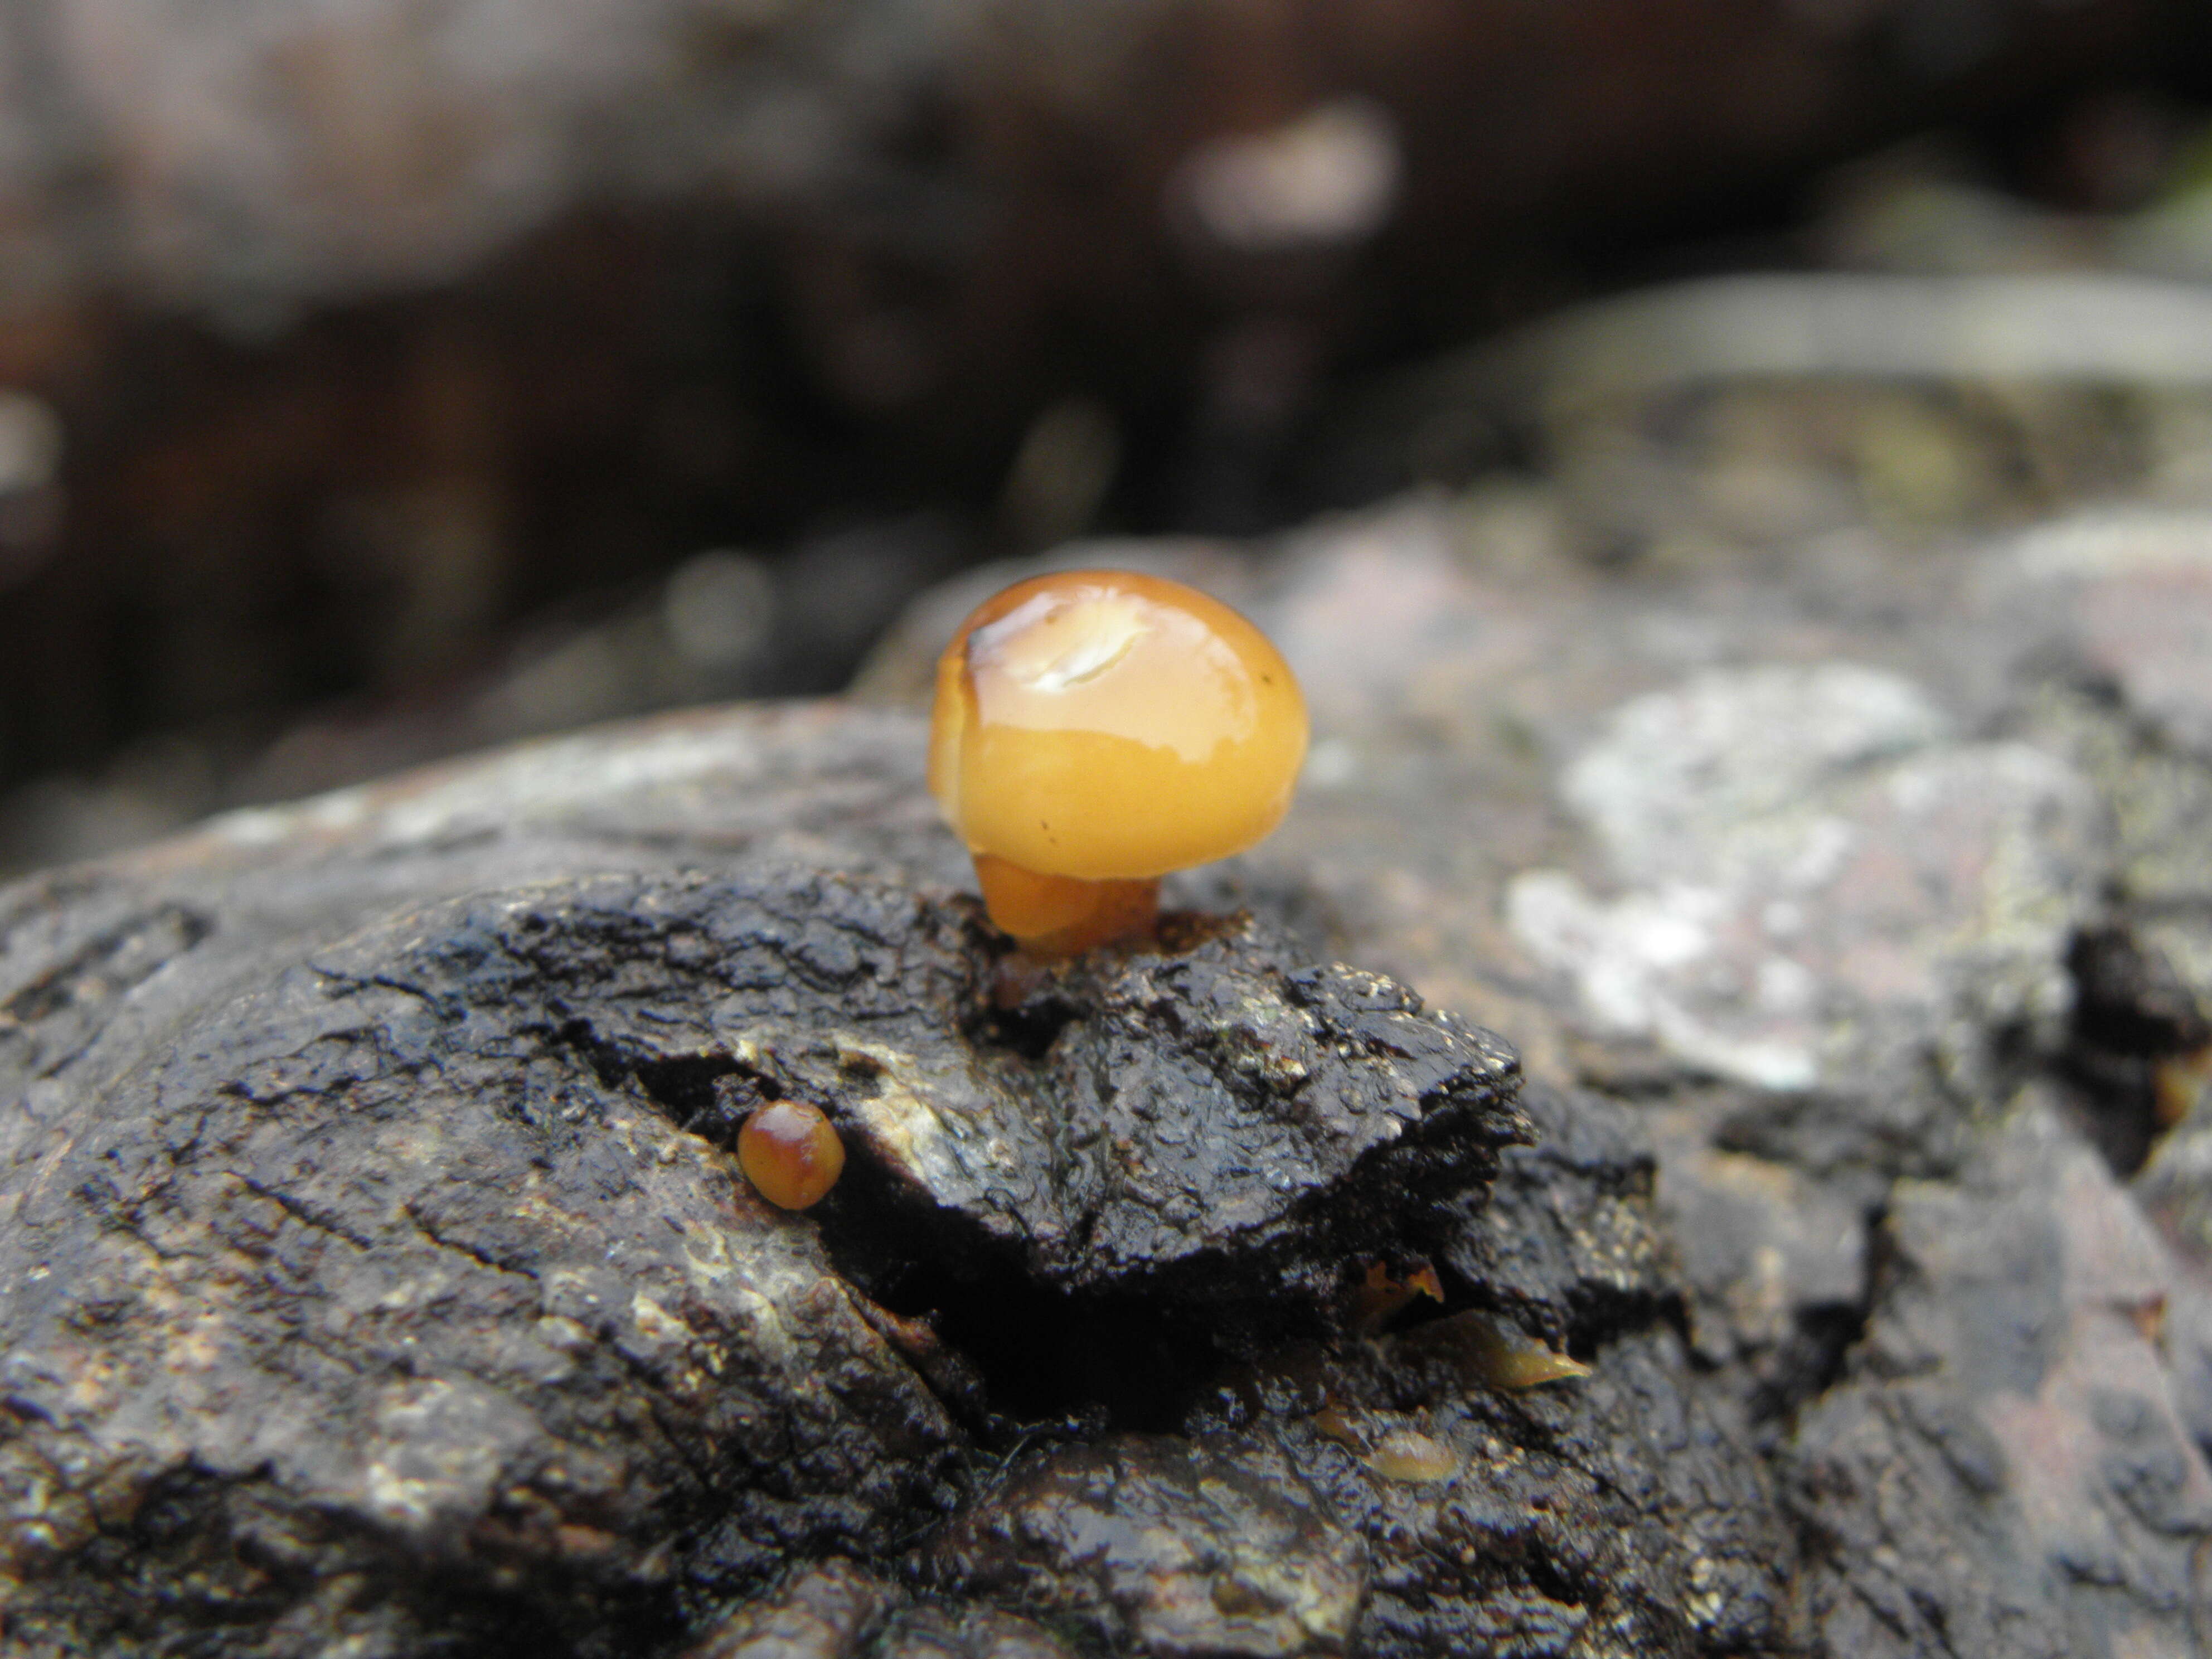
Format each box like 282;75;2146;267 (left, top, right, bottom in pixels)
7;472;2212;1653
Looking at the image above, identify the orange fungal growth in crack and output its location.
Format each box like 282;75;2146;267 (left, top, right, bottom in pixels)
1365;1429;1461;1485
738;1100;846;1210
929;570;1308;955
1349;1259;1447;1335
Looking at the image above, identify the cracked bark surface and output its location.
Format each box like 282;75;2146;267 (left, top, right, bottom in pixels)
857;497;2212;1658
11;492;2212;1655
0;709;1600;1657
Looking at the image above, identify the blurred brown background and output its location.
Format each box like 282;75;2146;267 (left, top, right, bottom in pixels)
0;0;2204;870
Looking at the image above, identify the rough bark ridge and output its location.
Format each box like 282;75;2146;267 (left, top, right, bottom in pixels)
16;457;2212;1657
0;755;1651;1658
857;492;2212;1659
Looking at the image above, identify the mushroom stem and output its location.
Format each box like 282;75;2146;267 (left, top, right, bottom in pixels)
972;852;1160;958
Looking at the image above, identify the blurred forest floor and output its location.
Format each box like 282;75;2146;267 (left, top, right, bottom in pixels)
0;0;2208;872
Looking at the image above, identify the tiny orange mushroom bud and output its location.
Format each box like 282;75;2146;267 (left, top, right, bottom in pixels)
1364;1429;1461;1485
929;570;1308;956
1348;1258;1447;1335
738;1100;846;1210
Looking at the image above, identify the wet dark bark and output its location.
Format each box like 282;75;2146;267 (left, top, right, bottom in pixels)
0;706;1718;1658
11;456;2212;1659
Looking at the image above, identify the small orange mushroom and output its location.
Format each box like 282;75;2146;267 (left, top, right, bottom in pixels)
1364;1429;1461;1485
929;570;1308;955
738;1100;846;1210
1348;1258;1447;1335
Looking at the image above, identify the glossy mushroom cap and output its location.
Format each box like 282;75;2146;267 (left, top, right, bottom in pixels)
738;1101;845;1210
929;571;1308;883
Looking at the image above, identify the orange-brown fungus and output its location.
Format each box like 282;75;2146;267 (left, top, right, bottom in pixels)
1438;1312;1591;1390
929;570;1308;955
2154;1046;2211;1128
1364;1429;1461;1486
738;1100;846;1210
1349;1258;1447;1335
